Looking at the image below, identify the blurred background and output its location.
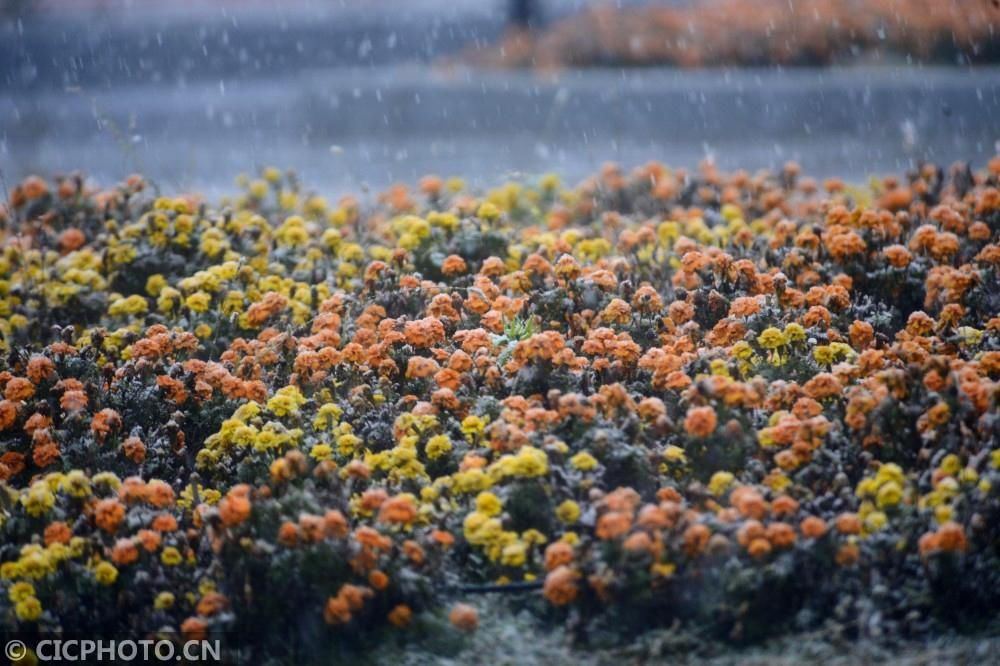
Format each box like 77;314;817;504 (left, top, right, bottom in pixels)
1;0;999;195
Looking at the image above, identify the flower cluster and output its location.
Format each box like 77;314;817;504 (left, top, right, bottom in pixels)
0;157;998;657
472;0;998;69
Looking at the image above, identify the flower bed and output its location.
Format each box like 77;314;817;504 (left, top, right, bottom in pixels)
469;0;999;69
0;158;998;661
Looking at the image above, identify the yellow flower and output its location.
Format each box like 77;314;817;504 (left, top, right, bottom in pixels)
555;500;581;524
461;415;488;441
757;327;787;350
425;434;453;460
185;291;212;313
337;433;362;457
452;469;492;494
522;529;547;545
160;547;183;567
663;445;687;463
876;463;905;486
511;447;548;478
651;562;676;578
731;341;753;360
539;173;561;191
863;511;888;533
8;582;35;603
813;345;835;365
569;451;598;471
477;202;500;221
707;471;735;496
108;294;148;317
21;482;55;517
93;561;119;586
939;454;961;476
154;591;175;609
709;358;730;377
60;470;91;498
783;322;806;342
249;180;269;199
157;287;181;313
310;444;333;461
876;481;903;509
500;542;527;567
15;596;42;622
475;492;503;517
267;385;306;417
934;504;954;524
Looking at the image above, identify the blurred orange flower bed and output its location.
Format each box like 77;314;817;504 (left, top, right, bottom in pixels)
470;0;999;68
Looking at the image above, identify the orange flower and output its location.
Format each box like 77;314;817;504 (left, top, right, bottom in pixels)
595;511;632;540
835;543;859;567
834;512;861;535
94;499;126;533
196;592;229;617
770;495;799;516
403;540;425;565
58;227;86;252
299;514;326;543
632;285;663;314
0;400;18;431
219;493;252;528
156;375;188;405
5;377;35;402
729;296;761;318
683;523;711;557
324;596;352;625
683;406;717;438
623;531;653;553
765;522;796;549
277;521;299;546
56;388;86;413
181;617;208;641
137;529;161;552
799;516;827;539
441;255;468;276
90;408;122;443
368;570;390;590
339;584;372;611
388;604;413;628
731;487;769;520
146;480;175;508
119;477;147;504
449;603;479;632
431;529;455;547
33;442;60;468
324;510;349;538
936;522;968;553
544;541;574;571
736;520;766;548
151;514;178;533
354;526;393;551
747;537;772;559
405;356;440;380
802;373;842;400
121;436;146;464
542;565;578;606
111;538;139;565
44;521;72;546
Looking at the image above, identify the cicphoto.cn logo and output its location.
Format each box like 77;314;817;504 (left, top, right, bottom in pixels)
5;638;221;663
